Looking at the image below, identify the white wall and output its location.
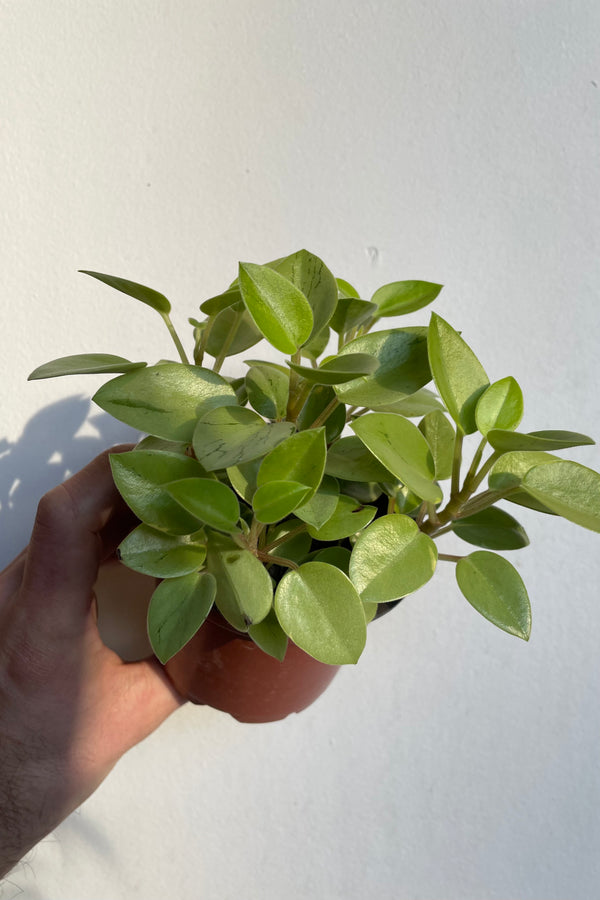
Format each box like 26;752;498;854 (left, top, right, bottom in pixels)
1;2;599;897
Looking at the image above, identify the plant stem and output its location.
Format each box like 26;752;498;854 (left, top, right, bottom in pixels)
212;310;243;374
462;435;488;493
468;450;503;494
450;429;464;498
256;550;299;570
309;396;341;429
415;502;427;528
456;487;515;519
263;522;308;552
161;313;190;365
438;553;463;563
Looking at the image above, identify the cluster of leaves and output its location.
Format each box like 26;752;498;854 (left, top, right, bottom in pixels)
29;250;600;667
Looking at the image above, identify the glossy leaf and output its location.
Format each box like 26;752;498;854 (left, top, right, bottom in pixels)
296;386;346;441
329;297;377;334
312;546;351;575
245;364;289;419
336;277;360;299
452;507;529;550
109;450;208;534
80;270;171;314
488;450;559;515
147;571;216;664
307;495;376;541
456;551;531;640
264;522;312;563
375;388;445;417
200;287;242;316
118;524;207;578
288;353;379;385
371;280;442;317
522;460;600;532
334;328;431;409
193;406;294;471
28;354;147;380
487;429;595;453
352;413;442;504
206;533;273;631
268;249;338;339
253;481;312;523
475;377;523;436
294;475;340;529
274;562;367;664
205;305;263;358
325;435;395;482
226;458;261;503
349;515;437;603
257;428;327;501
299;326;330;362
94;364;237;441
418;410;455;480
341;481;383;504
428;313;489;434
239;262;313;354
248;609;288;661
135;436;191;455
167;478;240;532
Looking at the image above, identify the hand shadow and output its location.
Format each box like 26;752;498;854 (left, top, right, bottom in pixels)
0;394;155;658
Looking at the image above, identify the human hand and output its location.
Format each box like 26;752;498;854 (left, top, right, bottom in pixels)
0;447;184;878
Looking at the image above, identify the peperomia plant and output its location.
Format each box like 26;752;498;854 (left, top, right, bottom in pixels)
29;250;600;666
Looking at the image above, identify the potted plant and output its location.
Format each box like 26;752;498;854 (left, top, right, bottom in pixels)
29;250;600;722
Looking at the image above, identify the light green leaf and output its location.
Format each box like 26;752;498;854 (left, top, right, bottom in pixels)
456;551;531;640
487;429;595;453
352;413;442;504
257;428;327;501
335;328;431;408
418;410;455;480
226;458;261;503
371;280;442;317
147;571;216;664
300;326;331;362
325;435;395;482
294;475;340;529
206;532;273;631
274;562;367;664
307;494;376;541
312;546;352;574
375;388;445;417
28;354;147;380
200;287;242;316
253;481;312;523
245;364;289;419
349;515;437;603
296;386;346;441
336;277;360;299
167;478;240;532
135;436;191;454
452;507;529;550
248;609;288;661
205;304;263;358
488;450;559;515
80;270;171;314
522;460;600;532
239;261;313;354
329;297;377;334
109;450;208;534
428;313;489;434
341;481;383;504
475;377;523;436
268;249;338;339
93;364;237;441
118;524;207;578
193;406;294;471
288;353;379;385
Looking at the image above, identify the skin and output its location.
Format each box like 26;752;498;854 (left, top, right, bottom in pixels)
0;447;184;878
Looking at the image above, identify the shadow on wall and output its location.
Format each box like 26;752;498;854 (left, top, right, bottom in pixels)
0;395;140;570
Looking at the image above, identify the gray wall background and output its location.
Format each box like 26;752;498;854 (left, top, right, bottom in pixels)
1;2;599;898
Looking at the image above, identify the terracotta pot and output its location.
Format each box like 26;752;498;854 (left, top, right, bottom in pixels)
164;612;340;723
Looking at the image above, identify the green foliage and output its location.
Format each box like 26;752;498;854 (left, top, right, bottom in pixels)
30;250;599;667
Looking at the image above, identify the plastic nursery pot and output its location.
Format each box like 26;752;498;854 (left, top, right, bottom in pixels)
164;611;340;724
